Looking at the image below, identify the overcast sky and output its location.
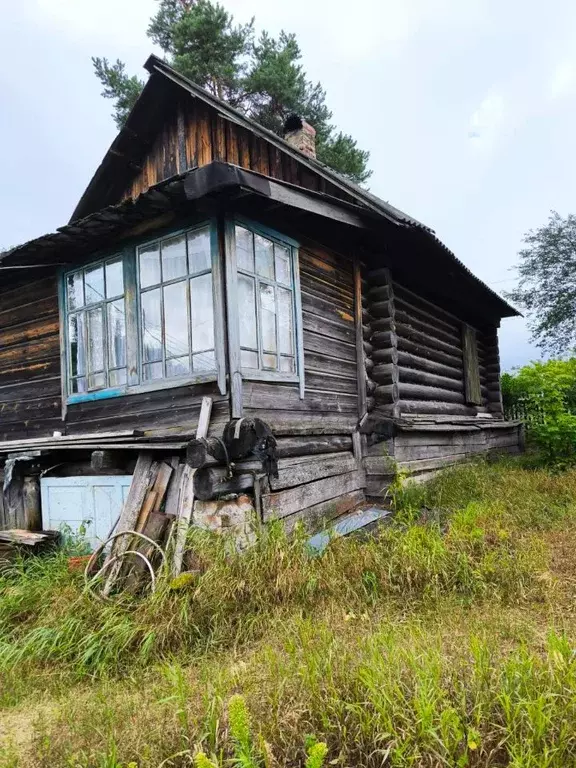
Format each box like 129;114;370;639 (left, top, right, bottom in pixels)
2;0;575;370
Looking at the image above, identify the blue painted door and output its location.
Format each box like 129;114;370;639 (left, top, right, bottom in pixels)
40;476;132;550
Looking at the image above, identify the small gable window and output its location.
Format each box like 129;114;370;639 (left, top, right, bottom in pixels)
61;221;224;404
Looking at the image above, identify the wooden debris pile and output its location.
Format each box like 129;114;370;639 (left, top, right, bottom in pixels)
87;397;213;598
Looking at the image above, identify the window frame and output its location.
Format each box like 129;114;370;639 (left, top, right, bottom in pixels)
225;216;305;397
59;218;226;405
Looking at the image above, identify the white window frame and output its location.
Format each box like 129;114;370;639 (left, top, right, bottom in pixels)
224;217;305;398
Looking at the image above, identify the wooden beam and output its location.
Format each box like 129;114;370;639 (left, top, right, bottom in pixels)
354;258;367;422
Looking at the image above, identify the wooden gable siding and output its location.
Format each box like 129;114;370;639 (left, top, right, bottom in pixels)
122;96;342;204
243;240;358;433
0;275;62;441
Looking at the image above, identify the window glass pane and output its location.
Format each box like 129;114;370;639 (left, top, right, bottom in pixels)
188;228;211;273
87;307;104;374
109;368;127;387
241;349;259;369
68;313;86;377
143;362;163;381
262;353;277;370
238;275;257;349
235;226;253;272
85;265;105;305
192;351;216;372
107;299;126;369
260;283;277;352
275;244;292;286
67;272;84;310
139;243;161;288
255;235;274;279
280;356;295;373
105;259;124;298
141;289;163;363
163;281;189;358
71;377;87;394
278;288;294;355
166;356;190;377
88;372;106;390
190;273;214;352
162;234;187;281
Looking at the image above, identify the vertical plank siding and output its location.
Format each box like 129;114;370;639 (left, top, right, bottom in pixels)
122;94;359;206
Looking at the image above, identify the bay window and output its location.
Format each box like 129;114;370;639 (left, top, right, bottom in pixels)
61;217;303;406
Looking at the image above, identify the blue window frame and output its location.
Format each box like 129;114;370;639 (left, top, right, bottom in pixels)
60;220;225;404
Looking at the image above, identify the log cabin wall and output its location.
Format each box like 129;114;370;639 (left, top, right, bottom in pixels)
0;273;62;442
362;266;520;494
122;97;354;205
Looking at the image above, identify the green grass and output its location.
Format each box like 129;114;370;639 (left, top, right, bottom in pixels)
2;458;576;766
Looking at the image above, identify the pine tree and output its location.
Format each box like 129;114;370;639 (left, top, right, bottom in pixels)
93;0;371;184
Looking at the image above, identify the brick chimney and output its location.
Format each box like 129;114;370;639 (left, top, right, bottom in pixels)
283;114;316;159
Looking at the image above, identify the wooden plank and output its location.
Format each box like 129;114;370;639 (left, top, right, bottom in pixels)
223;220;243;418
462;324;482;405
172;396;212;575
262;470;365;521
102;453;156;596
164;463;184;517
269;453;357;491
135;490;158;532
171;464;195;576
354;258;367;420
151;462;174;513
281;490;364;534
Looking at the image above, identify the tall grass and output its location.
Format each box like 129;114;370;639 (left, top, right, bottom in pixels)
2;459;576;766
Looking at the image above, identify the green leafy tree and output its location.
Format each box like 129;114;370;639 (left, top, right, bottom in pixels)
92;0;371;184
507;211;576;355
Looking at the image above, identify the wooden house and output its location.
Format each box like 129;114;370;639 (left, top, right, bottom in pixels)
0;56;522;538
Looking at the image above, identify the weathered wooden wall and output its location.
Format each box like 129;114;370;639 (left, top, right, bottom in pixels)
0;273;227;443
242;238;365;529
363;268;501;419
123;97;354;205
66;383;228;438
364;422;522;493
0;274;62;441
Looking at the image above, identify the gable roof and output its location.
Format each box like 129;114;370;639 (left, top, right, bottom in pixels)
3;56;518;322
72;54;427;229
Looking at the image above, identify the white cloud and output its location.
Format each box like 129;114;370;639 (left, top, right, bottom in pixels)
468;91;506;151
549;59;576;100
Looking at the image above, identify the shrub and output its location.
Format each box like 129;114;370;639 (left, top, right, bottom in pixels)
503;358;576;466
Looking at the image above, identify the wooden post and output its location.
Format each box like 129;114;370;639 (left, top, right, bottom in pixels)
353;258;367;421
23;476;41;532
223;218;243;418
171;396;213;577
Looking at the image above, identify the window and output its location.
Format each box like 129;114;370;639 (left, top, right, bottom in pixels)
62;221;223;403
234;224;300;378
138;226;216;382
65;257;126;393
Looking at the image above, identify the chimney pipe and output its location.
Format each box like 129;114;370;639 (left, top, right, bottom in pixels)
283;114;316;159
